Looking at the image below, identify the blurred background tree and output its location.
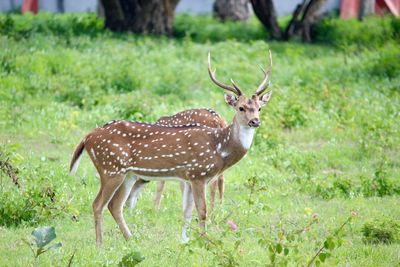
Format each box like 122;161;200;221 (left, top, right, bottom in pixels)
250;0;326;42
57;0;64;13
213;0;250;22
250;0;281;39
98;0;326;40
359;0;375;19
100;0;180;35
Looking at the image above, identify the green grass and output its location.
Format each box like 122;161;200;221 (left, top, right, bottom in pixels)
0;13;400;266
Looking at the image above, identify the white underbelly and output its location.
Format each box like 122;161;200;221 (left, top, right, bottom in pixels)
128;171;187;183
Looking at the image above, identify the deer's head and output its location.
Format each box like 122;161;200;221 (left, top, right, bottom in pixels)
208;51;273;128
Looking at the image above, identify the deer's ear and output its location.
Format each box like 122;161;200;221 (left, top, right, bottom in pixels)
259;90;272;106
224;93;237;107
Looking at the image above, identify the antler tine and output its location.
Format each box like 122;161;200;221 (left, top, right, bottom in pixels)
258;65;266;74
255;50;273;96
230;78;243;95
208;52;241;96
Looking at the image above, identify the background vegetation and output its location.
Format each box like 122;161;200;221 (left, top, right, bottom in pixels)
0;13;399;266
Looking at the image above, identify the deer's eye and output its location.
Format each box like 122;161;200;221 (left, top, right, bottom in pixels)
258;108;261;111
239;107;245;112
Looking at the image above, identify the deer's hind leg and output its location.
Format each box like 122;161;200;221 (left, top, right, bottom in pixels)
153;181;166;210
93;173;125;247
108;174;136;240
209;174;224;210
127;178;149;211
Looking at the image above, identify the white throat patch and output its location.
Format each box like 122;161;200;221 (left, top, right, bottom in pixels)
238;125;255;150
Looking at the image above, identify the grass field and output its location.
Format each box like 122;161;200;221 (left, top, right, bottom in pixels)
0;13;399;266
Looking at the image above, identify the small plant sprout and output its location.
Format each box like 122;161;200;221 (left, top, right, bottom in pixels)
307;211;357;267
24;226;62;260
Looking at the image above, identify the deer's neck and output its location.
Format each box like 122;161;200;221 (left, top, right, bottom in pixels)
217;116;255;170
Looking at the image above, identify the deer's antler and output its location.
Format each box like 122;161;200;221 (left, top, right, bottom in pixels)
255;50;273;96
208;52;242;96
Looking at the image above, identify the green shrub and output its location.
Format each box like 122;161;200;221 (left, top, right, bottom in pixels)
0;146;71;227
362;218;400;244
0;13;104;38
0;179;68;227
54;84;98;108
360;171;399;198
314;16;395;48
307;171;399;200
174;14;266;42
110;71;141;93
370;44;400;79
310;175;359;199
332;176;355;197
280;102;307;129
391;17;400;41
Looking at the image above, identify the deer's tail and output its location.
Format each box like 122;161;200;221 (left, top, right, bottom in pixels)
69;138;86;176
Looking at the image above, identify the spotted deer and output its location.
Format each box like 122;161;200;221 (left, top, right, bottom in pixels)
126;108;227;211
69;51;273;246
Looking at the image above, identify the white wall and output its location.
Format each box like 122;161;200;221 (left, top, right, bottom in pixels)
1;0;23;11
275;0;339;16
177;0;340;16
176;0;214;14
0;0;97;12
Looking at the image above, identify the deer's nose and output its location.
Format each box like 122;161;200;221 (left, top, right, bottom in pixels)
248;118;260;128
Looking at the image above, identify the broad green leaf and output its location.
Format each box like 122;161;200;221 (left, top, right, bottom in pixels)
32;226;56;248
276;243;283;254
284;248;289;256
324;237;335;250
118;251;145;267
319;252;327;262
269;252;276;263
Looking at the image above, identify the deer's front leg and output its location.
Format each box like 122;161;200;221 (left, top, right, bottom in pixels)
191;179;207;231
181;182;194;243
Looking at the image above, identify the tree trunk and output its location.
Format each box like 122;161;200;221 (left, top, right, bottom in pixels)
250;0;282;39
100;0;180;35
284;2;306;40
251;0;325;42
10;0;15;10
57;0;65;13
284;0;326;42
213;0;250;22
359;0;375;20
300;0;325;42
